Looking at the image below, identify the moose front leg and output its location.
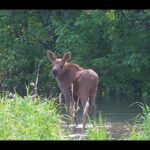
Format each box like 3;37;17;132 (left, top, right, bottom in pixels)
63;89;74;124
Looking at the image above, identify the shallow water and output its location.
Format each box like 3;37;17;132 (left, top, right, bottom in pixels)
64;95;142;140
97;96;142;140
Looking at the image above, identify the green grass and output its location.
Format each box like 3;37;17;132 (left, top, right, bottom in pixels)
86;114;109;140
0;92;110;140
0;94;67;140
125;104;150;140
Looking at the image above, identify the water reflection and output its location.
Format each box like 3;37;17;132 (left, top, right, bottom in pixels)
97;95;142;123
96;95;143;140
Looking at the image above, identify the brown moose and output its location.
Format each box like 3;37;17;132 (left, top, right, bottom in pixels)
47;51;99;129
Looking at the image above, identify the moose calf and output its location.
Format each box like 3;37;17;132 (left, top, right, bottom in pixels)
47;51;99;129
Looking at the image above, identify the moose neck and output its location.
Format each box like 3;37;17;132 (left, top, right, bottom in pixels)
57;62;83;83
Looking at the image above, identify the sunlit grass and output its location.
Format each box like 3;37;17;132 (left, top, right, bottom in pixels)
86;113;110;140
125;104;150;140
0;94;67;140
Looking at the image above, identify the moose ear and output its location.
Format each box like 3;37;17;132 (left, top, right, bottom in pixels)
62;52;71;62
47;50;57;62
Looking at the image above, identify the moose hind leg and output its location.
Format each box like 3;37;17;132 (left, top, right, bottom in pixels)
90;89;97;121
81;97;89;129
73;96;79;126
91;100;96;121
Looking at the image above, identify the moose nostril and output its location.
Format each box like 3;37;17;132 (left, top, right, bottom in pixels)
53;70;58;77
53;70;57;74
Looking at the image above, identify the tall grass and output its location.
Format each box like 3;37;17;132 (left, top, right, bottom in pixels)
125;104;150;140
0;94;67;140
86;113;109;140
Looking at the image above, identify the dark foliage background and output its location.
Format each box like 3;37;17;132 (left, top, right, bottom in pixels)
0;10;150;101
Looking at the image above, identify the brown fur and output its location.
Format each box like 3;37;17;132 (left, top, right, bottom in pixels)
47;51;99;129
